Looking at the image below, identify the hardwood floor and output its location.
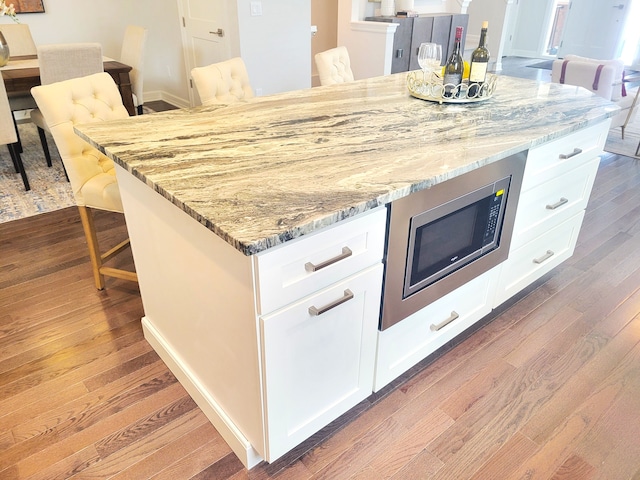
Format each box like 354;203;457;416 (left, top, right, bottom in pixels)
2;151;640;479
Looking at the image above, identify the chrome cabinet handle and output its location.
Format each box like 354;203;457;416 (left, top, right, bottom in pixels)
308;289;354;316
430;311;459;332
305;246;352;272
559;148;582;159
546;197;568;210
533;249;555;264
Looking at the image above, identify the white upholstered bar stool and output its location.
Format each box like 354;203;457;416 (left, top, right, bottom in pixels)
551;55;639;139
314;46;355;86
0;75;29;190
31;72;137;289
191;57;254;105
30;43;104;169
120;25;148;115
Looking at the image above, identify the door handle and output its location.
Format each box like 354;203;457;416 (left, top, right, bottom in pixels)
613;4;624;9
210;28;224;37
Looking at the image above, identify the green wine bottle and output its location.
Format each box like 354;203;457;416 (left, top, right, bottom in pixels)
443;26;464;98
468;21;490;97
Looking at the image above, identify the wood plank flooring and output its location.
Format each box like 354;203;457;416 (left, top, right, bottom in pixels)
2;151;640;479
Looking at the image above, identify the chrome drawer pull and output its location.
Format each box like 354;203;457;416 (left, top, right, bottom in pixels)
559;148;582;159
533;249;555;264
305;246;352;272
430;311;459;332
546;197;568;210
308;289;354;316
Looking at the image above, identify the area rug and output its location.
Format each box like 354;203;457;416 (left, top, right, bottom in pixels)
0;122;74;224
605;118;640;158
0;106;158;224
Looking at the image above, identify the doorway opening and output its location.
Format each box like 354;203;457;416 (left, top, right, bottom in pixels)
544;0;569;56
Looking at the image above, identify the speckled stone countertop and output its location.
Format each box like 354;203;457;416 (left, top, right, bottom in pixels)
75;73;617;255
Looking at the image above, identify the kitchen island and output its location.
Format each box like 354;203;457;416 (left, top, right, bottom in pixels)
76;73;617;468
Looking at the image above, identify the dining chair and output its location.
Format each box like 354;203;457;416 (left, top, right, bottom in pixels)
0;74;29;190
1;23;38;154
191;57;254;105
120;25;148;115
0;23;37;57
30;43;104;171
31;72;137;289
314;46;355;86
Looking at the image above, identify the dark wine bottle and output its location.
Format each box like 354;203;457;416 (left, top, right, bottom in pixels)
443;26;464;98
468;21;490;97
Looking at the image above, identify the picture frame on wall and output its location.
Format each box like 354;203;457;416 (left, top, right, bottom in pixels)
12;0;45;13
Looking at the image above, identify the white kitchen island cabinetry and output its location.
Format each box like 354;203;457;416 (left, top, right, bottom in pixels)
493;120;610;306
117;163;387;469
76;72;617;469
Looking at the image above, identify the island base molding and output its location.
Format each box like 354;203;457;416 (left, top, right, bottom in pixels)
141;317;264;469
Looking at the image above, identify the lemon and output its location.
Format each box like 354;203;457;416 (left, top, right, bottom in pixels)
441;61;471;79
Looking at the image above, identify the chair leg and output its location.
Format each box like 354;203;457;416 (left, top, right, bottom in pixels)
137;105;144;115
78;206;106;290
7;143;30;191
36;126;53;167
11;113;23;154
77;206;138;289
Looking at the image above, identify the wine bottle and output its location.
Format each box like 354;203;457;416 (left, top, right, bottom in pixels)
468;21;490;97
443;26;464;98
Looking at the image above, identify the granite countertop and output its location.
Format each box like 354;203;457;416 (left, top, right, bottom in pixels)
75;73;618;255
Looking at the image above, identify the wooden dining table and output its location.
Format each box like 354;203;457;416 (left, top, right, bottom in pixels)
0;55;136;116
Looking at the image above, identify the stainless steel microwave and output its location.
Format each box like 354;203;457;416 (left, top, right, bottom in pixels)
380;152;527;330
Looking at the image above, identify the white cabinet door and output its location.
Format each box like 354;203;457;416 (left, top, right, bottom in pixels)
495;211;585;306
260;264;383;462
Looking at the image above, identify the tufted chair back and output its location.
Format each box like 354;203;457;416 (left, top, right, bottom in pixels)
31;72;130;212
191;57;254;105
315;46;355;86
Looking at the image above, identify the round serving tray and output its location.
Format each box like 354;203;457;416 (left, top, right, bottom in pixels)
407;70;498;104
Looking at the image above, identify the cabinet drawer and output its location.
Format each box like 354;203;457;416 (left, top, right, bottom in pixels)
511;156;599;250
260;264;383;461
495;211;584;307
374;267;499;391
523;120;609;192
254;207;387;315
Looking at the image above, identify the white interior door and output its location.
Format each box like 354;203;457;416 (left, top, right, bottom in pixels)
557;0;629;59
178;0;233;106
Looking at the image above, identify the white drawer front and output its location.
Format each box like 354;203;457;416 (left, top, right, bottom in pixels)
511;156;599;250
374;267;499;392
495;211;584;307
260;264;383;462
523;120;609;192
255;208;387;314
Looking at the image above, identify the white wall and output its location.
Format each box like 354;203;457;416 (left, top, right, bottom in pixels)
2;0;311;107
0;0;188;106
236;0;311;95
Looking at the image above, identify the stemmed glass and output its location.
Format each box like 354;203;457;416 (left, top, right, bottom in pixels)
417;43;442;83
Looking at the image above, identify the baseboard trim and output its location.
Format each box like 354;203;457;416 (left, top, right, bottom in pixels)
141;90;190;109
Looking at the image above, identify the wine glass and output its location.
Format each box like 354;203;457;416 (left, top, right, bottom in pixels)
417;43;442;82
